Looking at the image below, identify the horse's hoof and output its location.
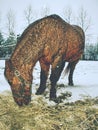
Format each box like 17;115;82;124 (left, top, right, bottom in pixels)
50;97;61;104
68;82;74;86
36;91;42;95
36;88;45;95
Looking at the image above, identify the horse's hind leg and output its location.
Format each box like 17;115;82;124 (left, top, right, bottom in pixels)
68;60;79;86
36;60;50;95
50;61;65;100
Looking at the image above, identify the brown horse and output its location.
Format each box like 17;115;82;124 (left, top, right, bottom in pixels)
4;14;85;106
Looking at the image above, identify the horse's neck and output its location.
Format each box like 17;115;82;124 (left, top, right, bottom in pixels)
11;45;42;83
11;52;37;73
11;39;38;64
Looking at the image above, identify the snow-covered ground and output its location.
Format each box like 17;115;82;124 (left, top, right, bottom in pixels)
0;60;98;102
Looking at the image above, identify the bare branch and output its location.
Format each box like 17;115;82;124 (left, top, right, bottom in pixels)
41;6;50;17
6;9;15;35
24;5;34;25
77;7;92;42
63;7;73;24
77;7;91;33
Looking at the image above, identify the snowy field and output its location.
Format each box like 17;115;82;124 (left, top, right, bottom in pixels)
0;60;98;102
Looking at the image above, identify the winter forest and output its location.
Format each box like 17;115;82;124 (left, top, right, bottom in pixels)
0;5;98;60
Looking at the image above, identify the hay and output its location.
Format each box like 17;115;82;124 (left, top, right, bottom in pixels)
0;91;98;130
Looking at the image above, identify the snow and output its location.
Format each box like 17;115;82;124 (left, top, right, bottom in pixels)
0;60;98;102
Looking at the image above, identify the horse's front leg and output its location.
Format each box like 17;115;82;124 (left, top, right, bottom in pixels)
50;61;65;102
36;60;50;95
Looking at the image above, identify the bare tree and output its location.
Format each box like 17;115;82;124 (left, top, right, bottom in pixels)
0;11;1;30
24;5;34;25
63;7;73;24
6;9;16;36
41;6;50;17
77;7;91;40
0;12;1;22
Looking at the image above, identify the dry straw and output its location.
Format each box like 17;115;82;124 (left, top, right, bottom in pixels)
0;91;98;130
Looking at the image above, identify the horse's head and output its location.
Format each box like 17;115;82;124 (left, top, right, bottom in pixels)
4;59;32;106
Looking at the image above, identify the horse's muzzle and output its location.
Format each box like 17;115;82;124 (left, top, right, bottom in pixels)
13;95;31;106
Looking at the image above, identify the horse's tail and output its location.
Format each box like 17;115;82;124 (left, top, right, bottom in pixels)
64;63;71;76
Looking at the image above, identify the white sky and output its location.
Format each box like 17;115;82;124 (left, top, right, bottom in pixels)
0;0;98;43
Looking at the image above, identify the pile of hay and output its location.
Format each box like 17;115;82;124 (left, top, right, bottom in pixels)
0;91;98;130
